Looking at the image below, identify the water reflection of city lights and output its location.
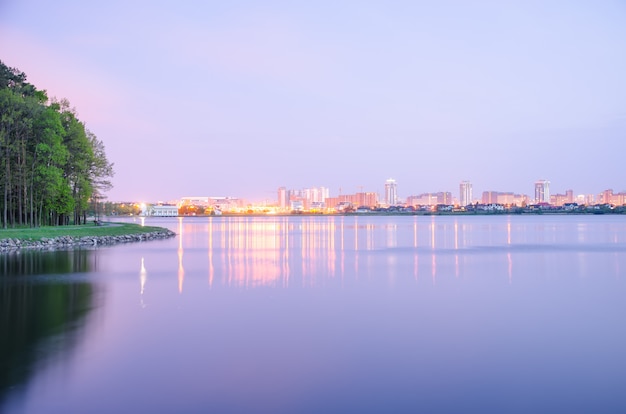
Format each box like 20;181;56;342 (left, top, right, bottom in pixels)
140;257;147;295
208;218;214;287
178;217;184;293
154;217;626;295
140;257;147;308
215;218;288;288
430;216;436;249
507;218;512;245
454;220;459;278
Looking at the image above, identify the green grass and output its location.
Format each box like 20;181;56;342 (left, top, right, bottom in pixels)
0;223;170;241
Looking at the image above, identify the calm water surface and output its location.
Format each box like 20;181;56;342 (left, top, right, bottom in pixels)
1;215;626;413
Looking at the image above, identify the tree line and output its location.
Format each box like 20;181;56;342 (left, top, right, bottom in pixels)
0;60;114;228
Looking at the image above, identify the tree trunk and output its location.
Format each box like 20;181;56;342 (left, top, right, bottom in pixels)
3;141;9;229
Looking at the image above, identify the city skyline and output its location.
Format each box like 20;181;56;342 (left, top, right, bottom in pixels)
143;177;622;209
1;2;625;202
277;178;620;208
131;178;625;206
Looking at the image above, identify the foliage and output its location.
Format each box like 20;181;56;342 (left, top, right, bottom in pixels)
0;60;114;228
99;202;142;216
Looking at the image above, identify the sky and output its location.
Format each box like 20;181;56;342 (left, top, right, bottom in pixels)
1;0;625;202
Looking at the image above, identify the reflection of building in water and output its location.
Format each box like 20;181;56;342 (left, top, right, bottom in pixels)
178;218;184;293
413;219;419;280
386;224;397;248
140;257;147;294
211;218;291;288
454;220;459;278
197;216;543;289
430;216;436;249
507;219;512;245
140;257;147;308
208;220;214;286
202;216;408;288
177;216;626;291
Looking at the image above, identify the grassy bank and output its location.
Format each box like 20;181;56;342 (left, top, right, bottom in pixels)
0;223;170;241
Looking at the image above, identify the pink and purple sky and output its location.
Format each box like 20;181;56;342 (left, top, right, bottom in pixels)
1;1;625;202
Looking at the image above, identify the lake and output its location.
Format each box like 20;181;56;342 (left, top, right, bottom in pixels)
1;215;626;413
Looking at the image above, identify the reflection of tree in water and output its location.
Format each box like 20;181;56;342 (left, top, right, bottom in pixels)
0;250;100;407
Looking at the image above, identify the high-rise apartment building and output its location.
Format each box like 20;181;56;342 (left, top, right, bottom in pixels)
459;181;473;206
277;187;288;209
406;192;452;206
279;186;329;210
482;191;499;204
385;178;398;206
325;192;379;210
534;180;550;204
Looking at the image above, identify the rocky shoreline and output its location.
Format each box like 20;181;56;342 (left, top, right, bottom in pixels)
0;229;176;252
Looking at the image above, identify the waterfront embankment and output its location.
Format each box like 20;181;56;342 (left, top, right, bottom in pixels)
0;223;176;252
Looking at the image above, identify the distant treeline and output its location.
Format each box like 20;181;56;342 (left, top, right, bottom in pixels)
0;60;113;228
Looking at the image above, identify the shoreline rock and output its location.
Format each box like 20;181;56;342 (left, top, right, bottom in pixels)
0;230;176;252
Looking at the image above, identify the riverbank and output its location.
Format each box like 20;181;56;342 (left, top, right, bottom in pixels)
0;222;176;252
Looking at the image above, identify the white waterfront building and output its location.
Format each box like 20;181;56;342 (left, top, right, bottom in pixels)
150;204;179;217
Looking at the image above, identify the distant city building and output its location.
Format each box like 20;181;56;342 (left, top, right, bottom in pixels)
180;196;243;212
550;189;574;206
325;192;378;210
577;194;595;205
309;201;325;211
406;192;452;207
550;194;566;206
598;189;626;206
534;180;550;203
482;191;499;204
278;187;288;209
290;200;304;211
149;204;178;216
459;181;473;206
180;196;210;206
496;192;515;205
303;187;328;203
407;194;438;206
385;178;398;206
280;186;328;210
599;189;613;204
482;191;528;206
